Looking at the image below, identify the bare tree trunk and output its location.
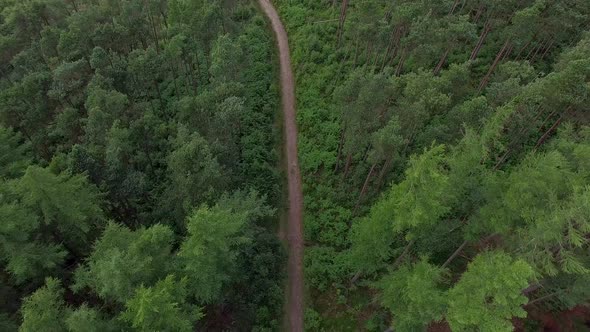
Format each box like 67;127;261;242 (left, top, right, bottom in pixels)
387;26;405;67
470;20;491;61
337;0;350;47
352;38;361;66
334;128;345;173
522;283;542;295
441;241;468;268
478;39;510;92
525;292;559;307
515;40;532;60
381;26;401;70
393;240;415;267
375;158;392;189
473;4;485;23
449;0;461;15
354;163;377;213
538;39;555;62
343;153;353;178
528;39;546;62
365;40;374;65
395;49;407;76
434;49;450;75
501;43;513;61
535;114;564;149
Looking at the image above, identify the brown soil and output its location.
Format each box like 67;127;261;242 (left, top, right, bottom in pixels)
258;1;304;331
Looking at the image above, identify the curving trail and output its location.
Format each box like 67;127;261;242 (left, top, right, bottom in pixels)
257;0;304;331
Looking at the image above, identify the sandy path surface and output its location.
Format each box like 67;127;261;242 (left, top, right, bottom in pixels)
258;1;304;331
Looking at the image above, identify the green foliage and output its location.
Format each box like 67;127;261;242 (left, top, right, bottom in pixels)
120;275;199;332
0;126;31;179
16;166;104;251
74;223;175;303
178;203;251;303
65;305;117;332
163;127;222;221
447;252;534;332
379;259;447;331
0;0;283;329
276;1;590;327
19;278;65;332
390;145;451;236
0;166;103;283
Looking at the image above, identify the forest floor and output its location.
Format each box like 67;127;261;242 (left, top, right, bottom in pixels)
258;0;304;331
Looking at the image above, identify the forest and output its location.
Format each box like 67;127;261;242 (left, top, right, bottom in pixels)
275;0;590;331
1;0;590;331
0;0;286;330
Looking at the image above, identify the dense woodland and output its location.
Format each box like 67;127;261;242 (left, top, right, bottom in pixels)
0;0;286;330
1;0;590;331
275;0;590;331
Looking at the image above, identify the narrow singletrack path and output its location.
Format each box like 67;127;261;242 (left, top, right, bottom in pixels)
258;0;304;331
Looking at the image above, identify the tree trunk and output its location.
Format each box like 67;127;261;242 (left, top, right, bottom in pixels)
525;292;559;307
393;240;415;267
441;240;468;268
365;40;374;65
473;4;485;23
387;26;405;67
381;26;401;70
528;39;546;62
395;49;407;76
375;158;392;189
337;0;350;47
334;128;345;173
343;153;353;178
354;163;377;212
535;114;564;149
522;283;542;295
501;43;513;61
434;49;450;75
449;0;461;15
470;20;491;61
538;39;555;62
353;38;361;66
478;39;510;92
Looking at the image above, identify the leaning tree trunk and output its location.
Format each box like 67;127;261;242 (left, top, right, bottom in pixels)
470;20;491;60
434;48;450;75
353;163;377;214
478;39;511;92
337;0;350;47
441;240;468;268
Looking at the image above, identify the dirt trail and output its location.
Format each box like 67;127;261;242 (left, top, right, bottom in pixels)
258;0;304;331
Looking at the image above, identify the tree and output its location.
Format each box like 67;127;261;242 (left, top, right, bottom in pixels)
0;201;66;284
120;275;199;332
209;34;243;84
0;166;103;283
379;259;447;331
19;277;65;332
162;126;222;222
74;223;175;303
65;305;118;332
178;204;250;303
0;126;32;179
447;251;534;332
15;166;104;254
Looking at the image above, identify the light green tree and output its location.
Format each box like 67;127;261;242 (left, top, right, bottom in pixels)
19;278;65;332
447;251;534;332
74;223;175;303
379;259;447;331
120;275;200;332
